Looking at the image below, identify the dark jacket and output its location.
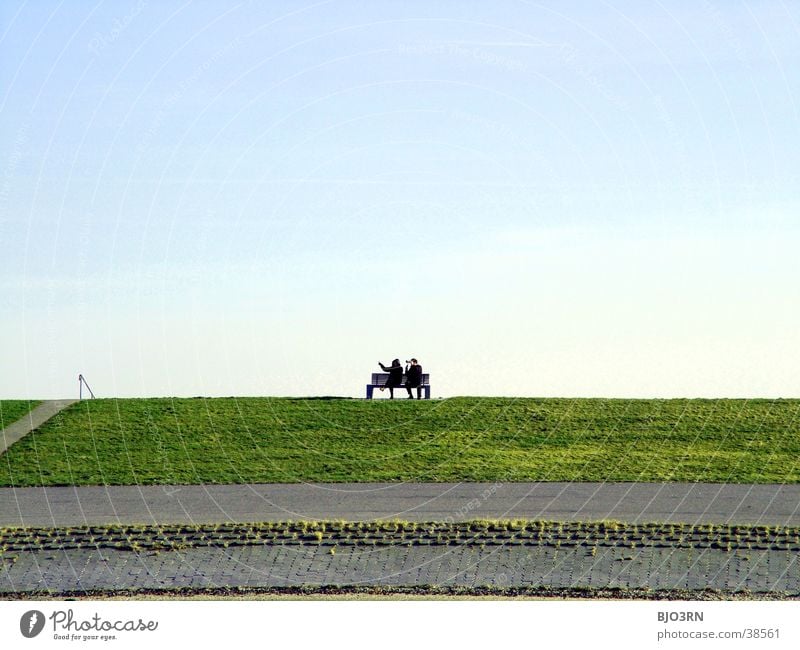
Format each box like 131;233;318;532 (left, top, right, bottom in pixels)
379;361;404;388
405;364;423;388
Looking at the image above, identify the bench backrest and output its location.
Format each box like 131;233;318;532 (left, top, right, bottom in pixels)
371;373;430;386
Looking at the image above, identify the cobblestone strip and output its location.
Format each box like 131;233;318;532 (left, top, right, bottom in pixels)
2;544;798;596
3;520;799;555
2;521;799;597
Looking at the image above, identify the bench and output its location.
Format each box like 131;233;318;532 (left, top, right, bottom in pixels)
366;373;431;399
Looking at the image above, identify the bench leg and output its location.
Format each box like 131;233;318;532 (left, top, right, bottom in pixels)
366;385;373;399
424;386;430;399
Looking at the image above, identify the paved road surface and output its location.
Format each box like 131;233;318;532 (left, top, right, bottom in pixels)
2;482;798;527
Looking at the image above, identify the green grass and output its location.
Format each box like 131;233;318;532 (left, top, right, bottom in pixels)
0;400;40;431
0;397;798;486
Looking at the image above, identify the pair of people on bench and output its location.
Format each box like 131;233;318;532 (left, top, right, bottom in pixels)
378;358;423;399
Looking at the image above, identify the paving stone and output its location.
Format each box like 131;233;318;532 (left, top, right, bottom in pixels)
2;542;798;595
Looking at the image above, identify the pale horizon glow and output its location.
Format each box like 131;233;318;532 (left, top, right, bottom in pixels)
1;1;798;400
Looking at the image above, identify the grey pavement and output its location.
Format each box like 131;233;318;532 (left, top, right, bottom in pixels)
2;542;797;595
2;482;799;527
0;399;77;455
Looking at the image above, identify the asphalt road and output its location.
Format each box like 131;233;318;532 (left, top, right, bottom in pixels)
1;481;798;527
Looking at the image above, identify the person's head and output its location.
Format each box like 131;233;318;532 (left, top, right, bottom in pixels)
410;358;418;365
392;358;401;366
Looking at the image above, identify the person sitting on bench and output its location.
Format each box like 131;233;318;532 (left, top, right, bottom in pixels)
378;359;403;399
405;358;423;399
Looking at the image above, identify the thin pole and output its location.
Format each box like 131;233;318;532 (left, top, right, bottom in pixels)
78;374;95;400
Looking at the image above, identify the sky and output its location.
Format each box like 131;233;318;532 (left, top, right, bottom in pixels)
1;0;798;399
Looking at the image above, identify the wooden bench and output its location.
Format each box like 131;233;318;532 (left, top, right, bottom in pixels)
366;373;431;399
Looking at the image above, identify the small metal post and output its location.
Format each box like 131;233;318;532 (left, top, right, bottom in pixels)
78;374;95;400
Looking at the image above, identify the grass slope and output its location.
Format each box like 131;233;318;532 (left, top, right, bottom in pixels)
0;400;40;431
0;397;798;486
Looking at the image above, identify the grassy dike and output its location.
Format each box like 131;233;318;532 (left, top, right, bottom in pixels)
0;397;798;486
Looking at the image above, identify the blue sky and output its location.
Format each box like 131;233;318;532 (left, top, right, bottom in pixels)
1;0;798;398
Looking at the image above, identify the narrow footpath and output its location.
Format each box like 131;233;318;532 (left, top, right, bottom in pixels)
0;399;77;455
